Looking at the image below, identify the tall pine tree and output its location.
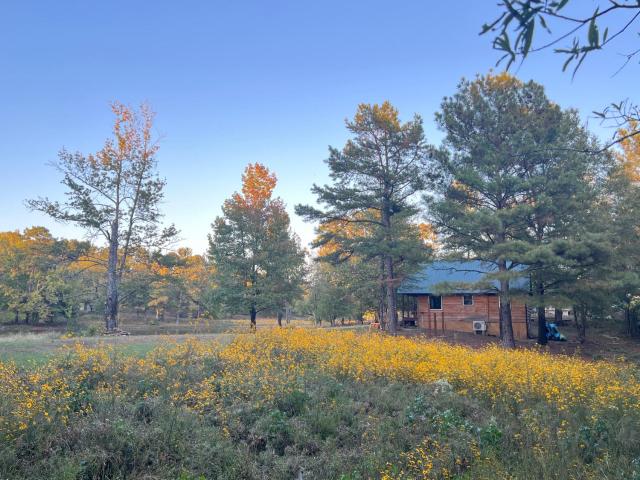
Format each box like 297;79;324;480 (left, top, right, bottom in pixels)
429;72;608;347
296;102;432;333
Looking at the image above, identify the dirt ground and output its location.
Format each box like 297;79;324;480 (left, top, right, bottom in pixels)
397;326;640;363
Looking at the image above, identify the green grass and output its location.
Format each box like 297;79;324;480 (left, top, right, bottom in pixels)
0;333;60;365
0;313;313;364
0;331;235;364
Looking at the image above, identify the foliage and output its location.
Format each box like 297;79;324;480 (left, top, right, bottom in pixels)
481;0;640;147
27;103;177;331
2;328;640;479
303;261;378;325
428;72;608;346
482;1;640;74
146;248;215;321
208;164;306;327
0;227;90;323
603;133;640;336
296;102;432;333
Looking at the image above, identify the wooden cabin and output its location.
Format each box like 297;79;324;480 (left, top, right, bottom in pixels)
398;261;530;340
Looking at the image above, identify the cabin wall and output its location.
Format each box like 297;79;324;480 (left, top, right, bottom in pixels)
511;299;528;340
416;294;528;340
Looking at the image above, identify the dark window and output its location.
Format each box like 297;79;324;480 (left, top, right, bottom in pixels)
463;294;473;306
429;295;442;310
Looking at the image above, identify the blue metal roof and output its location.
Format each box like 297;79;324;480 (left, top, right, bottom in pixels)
397;260;529;295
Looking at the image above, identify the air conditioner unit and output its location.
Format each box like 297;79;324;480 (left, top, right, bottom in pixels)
472;320;487;334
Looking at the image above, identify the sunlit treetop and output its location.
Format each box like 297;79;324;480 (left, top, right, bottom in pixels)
90;102;158;170
352;101;401;131
617;120;640;182
483;71;523;89
231;163;278;209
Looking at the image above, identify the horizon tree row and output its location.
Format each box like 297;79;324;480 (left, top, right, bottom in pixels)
5;71;640;345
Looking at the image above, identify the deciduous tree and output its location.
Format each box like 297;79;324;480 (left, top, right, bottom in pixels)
208;164;306;329
27;103;176;332
0;227;89;323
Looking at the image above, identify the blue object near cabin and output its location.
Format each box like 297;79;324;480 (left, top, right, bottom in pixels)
545;322;567;341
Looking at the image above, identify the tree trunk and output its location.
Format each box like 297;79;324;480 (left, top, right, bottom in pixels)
576;307;587;344
378;258;386;331
498;261;515;348
277;311;283;327
499;296;515;348
537;305;548;345
631;310;640;338
176;292;181;325
250;306;257;331
555;308;563;324
625;304;631;336
385;255;398;334
536;283;547;345
573;304;586;343
105;221;119;332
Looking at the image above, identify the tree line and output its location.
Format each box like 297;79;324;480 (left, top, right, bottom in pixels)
2;72;640;347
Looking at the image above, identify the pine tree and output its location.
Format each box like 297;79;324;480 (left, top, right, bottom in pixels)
296;102;432;333
429;72;609;347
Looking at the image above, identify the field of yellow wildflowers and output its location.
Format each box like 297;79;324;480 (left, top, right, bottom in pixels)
1;328;639;479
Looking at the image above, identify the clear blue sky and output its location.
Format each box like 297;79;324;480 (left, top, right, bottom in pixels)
1;1;637;253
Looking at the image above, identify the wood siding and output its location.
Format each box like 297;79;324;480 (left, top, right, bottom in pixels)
416;294;528;340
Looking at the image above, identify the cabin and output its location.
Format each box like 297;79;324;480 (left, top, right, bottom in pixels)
397;261;530;340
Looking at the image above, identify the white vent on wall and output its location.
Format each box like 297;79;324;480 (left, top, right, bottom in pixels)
472;320;487;333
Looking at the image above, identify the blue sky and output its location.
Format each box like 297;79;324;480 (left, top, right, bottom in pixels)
1;1;637;253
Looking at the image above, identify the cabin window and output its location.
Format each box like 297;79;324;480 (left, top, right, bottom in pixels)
463;294;473;306
429;295;442;310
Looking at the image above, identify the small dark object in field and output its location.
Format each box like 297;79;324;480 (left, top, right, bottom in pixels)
102;328;130;336
248;434;267;452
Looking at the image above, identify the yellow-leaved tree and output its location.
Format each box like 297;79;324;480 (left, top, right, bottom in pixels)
208;163;306;329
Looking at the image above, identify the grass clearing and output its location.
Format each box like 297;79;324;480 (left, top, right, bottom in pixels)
0;331;236;364
0;314;312;363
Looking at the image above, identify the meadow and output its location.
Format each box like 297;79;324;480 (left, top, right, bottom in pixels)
1;328;640;479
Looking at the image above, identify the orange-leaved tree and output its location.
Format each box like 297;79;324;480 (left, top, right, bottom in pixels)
208;163;306;329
